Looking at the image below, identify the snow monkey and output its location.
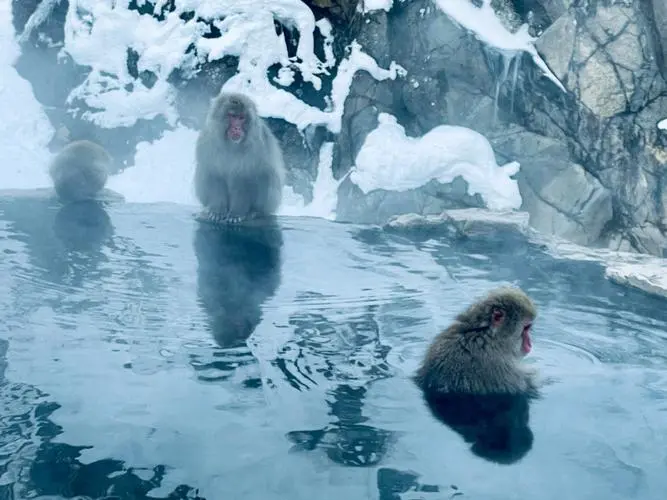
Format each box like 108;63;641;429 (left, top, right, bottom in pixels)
49;140;112;203
415;287;538;397
194;92;286;224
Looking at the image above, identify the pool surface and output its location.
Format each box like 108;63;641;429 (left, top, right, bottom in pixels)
0;194;665;499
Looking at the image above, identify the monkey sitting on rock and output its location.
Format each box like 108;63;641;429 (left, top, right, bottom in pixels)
194;92;286;224
49;140;113;204
415;287;539;397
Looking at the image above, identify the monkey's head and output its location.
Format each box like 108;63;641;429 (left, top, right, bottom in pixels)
460;287;536;358
210;92;258;145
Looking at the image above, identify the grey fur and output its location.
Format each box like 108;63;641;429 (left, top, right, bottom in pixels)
194;92;285;221
415;287;539;396
49;140;111;203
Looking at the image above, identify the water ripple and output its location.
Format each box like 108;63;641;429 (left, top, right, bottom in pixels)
0;198;665;499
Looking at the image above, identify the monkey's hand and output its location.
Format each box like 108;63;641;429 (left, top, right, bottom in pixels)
521;365;541;398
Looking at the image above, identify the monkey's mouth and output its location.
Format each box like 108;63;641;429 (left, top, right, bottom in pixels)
521;324;532;354
227;125;244;143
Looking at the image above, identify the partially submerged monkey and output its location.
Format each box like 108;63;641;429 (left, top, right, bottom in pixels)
49;140;112;203
194;91;285;224
415;287;538;397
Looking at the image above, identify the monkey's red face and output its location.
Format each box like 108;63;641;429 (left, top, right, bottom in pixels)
226;112;246;143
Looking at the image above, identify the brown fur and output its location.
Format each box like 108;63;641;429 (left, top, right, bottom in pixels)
49;140;111;203
415;287;538;396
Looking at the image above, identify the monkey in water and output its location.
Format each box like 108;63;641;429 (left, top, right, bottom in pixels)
415;287;538;397
49;140;112;203
194;92;285;224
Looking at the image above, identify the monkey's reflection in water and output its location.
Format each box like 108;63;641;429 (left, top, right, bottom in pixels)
0;195;114;287
423;392;535;465
287;384;394;467
51;200;114;290
54;200;114;252
193;218;283;380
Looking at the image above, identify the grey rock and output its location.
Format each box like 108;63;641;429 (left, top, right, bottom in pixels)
652;0;667;79
389;0;492;89
490;128;612;245
537;6;650;118
535;14;575;81
398;75;449;134
332;10;395;179
383;208;532;241
533;0;571;21
356;10;392;67
518;160;613;246
336;176;486;225
507;1;667;255
579;6;643;117
608;224;667;257
267;121;328;204
383;211;466;240
332;72;395;178
443;87;499;135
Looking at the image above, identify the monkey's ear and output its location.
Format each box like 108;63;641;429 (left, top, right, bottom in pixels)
491;307;505;327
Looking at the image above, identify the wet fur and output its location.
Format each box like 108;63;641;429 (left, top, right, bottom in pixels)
194;92;285;222
49;140;111;203
415;287;539;396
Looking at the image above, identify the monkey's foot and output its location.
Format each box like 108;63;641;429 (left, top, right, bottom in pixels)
196;210;250;225
196;210;227;225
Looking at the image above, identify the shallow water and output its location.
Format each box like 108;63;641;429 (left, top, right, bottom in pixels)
0;195;665;500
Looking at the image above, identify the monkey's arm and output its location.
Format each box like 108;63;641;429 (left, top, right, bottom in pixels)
249;164;283;216
195;164;230;214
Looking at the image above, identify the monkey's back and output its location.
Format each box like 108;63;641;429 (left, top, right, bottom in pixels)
416;328;533;396
49;140;111;202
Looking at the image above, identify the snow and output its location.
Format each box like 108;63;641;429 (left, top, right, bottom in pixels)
107;126;200;206
605;263;667;300
60;1;403;134
658;119;667;130
0;0;53;190
361;0;394;13
63;1;195;127
351;113;522;211
279;142;340;219
434;0;566;92
534;227;667;300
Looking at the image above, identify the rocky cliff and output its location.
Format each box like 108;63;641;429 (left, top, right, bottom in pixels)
11;0;667;257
